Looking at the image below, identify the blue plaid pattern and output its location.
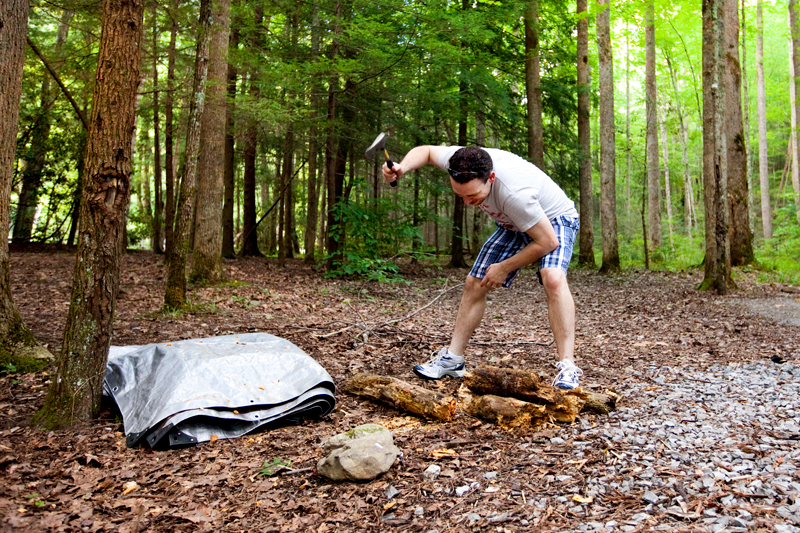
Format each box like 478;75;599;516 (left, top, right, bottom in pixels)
469;216;579;287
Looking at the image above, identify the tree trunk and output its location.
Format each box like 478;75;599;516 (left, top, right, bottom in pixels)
37;0;143;427
304;7;321;264
151;3;164;254
278;128;294;267
164;0;212;309
625;25;632;221
345;374;457;422
790;0;800;224
659;106;675;248
666;53;696;236
577;0;594;267
0;0;51;367
701;0;731;294
221;24;238;258
756;1;771;238
451;82;469;269
742;0;755;232
645;2;662;251
725;1;753;266
525;0;544;167
164;0;178;257
191;0;230;282
597;0;619;273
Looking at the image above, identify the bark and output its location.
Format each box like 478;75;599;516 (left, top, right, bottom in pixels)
37;0;143;427
725;1;754;266
13;11;72;244
241;7;264;258
525;0;544;167
304;6;321;264
756;1;771;238
451;81;469;269
577;0;594;267
325;1;342;269
742;0;755;231
597;0;619;273
666;53;696;236
278;128;294;267
645;2;662;250
164;0;212;309
790;0;800;224
345;374;457;422
151;4;163;254
626;26;632;220
659;106;675;248
164;0;178;257
0;0;51;366
191;0;230;282
222;24;238;258
700;0;731;294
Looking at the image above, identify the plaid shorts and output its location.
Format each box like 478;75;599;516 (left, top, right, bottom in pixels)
469;216;579;287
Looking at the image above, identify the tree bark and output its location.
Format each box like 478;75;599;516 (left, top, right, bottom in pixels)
304;6;321;264
597;0;619;273
222;23;238;258
756;1;771;238
525;0;544;167
626;25;632;221
345;374;457;422
37;0;143;427
645;2;662;251
790;0;800;224
164;0;178;257
151;4;163;254
659;106;675;248
725;0;753;266
164;0;212;309
191;0;230;282
742;0;755;232
665;53;696;236
0;0;51;367
577;0;594;267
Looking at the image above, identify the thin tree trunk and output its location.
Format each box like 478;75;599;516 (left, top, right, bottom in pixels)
725;0;753;266
645;2;662;251
666;53;696;236
742;0;755;232
597;0;619;273
577;0;594;267
451;84;469;269
164;0;178;257
626;25;632;221
164;0;212;309
525;0;544;167
278;129;294;267
222;23;238;258
325;1;342;269
37;0;143;426
191;0;230;282
151;3;163;254
790;0;800;224
659;106;675;248
757;1;772;238
304;6;321;264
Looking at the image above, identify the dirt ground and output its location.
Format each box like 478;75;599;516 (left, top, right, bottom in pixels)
1;250;798;532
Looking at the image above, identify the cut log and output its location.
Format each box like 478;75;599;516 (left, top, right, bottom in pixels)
463;394;547;429
344;373;457;422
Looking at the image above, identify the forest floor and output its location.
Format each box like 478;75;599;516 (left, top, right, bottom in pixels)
1;250;799;532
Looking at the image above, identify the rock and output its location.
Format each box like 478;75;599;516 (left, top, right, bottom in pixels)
422;464;441;481
643;491;659;504
455;482;479;497
386;485;399;499
466;513;480;524
483;471;498;480
414;506;424;516
317;424;401;482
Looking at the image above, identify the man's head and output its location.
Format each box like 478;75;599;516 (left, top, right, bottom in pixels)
448;146;495;206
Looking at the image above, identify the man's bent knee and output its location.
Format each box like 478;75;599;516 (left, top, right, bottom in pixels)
539;268;568;295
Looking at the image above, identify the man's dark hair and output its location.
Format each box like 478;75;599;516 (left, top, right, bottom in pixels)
448;146;493;184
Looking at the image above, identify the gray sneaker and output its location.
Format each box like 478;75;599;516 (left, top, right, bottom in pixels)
553;360;583;389
413;348;466;380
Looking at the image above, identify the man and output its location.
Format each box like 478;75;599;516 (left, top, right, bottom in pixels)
383;145;582;389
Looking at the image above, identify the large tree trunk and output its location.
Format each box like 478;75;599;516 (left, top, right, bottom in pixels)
151;4;164;254
701;0;731;294
645;2;662;251
222;25;238;258
164;0;178;257
597;0;619;273
790;0;800;224
525;0;544;167
0;0;51;366
577;0;594;267
725;1;753;266
37;0;143;427
756;1;771;238
164;0;212;309
191;0;230;282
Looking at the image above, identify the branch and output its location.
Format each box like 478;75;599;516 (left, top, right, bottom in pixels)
26;37;89;131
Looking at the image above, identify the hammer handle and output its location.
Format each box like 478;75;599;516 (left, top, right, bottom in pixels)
387;159;397;187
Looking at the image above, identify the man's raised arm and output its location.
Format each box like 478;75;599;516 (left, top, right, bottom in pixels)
382;145;448;185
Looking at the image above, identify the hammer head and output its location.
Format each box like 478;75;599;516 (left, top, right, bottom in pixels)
364;132;387;161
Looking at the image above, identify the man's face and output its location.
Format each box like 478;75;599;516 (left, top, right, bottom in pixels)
449;173;495;206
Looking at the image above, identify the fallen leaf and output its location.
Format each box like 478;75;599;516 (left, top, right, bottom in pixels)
121;481;138;496
572;495;593;504
430;449;458;458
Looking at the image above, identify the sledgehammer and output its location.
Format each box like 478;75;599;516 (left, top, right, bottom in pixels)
365;132;397;187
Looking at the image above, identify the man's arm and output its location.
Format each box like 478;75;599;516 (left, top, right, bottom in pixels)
480;218;559;289
382;145;448;184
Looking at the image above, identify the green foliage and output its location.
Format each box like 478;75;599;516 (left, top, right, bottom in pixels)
258;457;292;476
754;204;800;285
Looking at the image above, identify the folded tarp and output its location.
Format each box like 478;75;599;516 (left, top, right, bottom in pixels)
104;333;336;449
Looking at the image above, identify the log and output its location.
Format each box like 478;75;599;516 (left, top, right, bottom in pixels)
463;394;547;429
344;373;457;422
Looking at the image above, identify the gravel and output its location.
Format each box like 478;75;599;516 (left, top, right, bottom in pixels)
543;360;800;531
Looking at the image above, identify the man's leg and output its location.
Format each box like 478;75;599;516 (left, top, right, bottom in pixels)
539;267;575;363
448;275;492;356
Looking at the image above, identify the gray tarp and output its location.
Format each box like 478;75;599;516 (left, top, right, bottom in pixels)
104;333;336;448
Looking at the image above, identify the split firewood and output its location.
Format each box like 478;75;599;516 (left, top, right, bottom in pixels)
344;373;457;422
464;366;618;417
462;393;548;429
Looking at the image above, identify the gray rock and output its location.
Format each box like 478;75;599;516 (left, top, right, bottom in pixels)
385;485;399;499
466;513;481;524
483;471;498;480
643;491;659;504
422;464;441;481
414;506;424;516
317;424;401;482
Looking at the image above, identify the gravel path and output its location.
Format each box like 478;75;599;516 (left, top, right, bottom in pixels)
546;360;800;532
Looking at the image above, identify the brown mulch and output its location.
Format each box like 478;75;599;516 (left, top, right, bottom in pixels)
0;251;797;532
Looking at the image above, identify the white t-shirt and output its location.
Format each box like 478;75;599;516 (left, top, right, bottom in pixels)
437;146;578;233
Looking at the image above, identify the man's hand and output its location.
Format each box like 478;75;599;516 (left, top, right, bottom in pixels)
480;262;510;289
382;162;402;185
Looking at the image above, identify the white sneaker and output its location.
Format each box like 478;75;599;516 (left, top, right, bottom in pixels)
553;360;583;389
413;348;466;380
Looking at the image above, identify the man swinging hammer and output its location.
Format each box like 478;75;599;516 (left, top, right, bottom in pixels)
383;145;583;389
